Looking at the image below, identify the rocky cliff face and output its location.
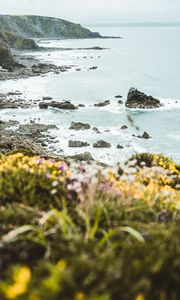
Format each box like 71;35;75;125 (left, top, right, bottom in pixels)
0;28;38;50
0;15;101;39
0;40;14;68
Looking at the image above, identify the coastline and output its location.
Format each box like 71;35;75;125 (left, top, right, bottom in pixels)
1;32;180;164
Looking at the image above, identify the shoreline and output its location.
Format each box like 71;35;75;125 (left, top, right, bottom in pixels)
1;41;180;164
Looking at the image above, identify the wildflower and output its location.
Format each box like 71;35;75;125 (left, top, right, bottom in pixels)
5;266;31;299
58;162;65;171
75;292;86;300
135;295;145;300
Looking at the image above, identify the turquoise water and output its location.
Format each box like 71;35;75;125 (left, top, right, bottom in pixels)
0;25;180;163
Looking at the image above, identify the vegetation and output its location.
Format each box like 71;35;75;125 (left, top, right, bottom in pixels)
0;152;179;300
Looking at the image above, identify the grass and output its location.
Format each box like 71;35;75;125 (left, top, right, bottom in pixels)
0;152;179;300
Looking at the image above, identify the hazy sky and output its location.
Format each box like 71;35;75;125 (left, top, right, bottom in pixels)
0;0;180;24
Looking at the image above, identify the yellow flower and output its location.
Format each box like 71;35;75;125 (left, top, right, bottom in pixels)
135;295;145;300
74;292;86;300
5;266;31;299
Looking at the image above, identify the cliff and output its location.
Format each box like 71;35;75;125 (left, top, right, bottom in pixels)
0;28;38;50
0;40;14;68
0;15;101;39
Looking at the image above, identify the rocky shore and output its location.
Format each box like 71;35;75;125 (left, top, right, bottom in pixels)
0;84;162;162
0;38;164;163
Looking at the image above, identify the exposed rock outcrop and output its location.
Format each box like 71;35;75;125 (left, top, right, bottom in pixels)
117;144;124;149
125;88;162;109
19;124;58;135
137;131;151;139
39;101;78;110
68;140;90;148
0;28;38;50
0;40;14;68
69;122;91;130
0;134;56;159
68;152;94;162
94;100;110;107
133;131;151;139
93;140;111;148
0;15;102;39
121;125;128;130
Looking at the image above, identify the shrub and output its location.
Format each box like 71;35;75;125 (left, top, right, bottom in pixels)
0;153;179;300
0;153;77;209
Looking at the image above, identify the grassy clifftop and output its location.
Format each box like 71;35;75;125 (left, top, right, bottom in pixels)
0;15;101;39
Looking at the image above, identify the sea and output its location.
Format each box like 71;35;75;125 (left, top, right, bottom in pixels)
0;24;180;164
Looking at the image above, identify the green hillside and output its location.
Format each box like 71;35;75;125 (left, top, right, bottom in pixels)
0;15;101;39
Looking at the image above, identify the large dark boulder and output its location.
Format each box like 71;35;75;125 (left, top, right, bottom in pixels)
0;40;14;68
125;88;162;109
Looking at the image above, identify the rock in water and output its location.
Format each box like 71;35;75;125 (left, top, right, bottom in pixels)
0;40;14;68
39;101;78;110
69;122;91;130
93;140;111;148
68;140;90;147
137;131;151;139
133;131;151;139
125;88;161;109
68;152;94;162
117;144;124;149
121;125;128;130
94;100;110;107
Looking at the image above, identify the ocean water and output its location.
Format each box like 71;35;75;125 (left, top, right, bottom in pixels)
0;25;180;164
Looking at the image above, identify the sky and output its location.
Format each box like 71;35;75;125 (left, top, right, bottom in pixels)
0;0;180;24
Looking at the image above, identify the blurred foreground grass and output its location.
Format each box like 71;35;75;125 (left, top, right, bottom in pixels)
0;152;179;300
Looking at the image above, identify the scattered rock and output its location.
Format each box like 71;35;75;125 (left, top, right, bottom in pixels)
125;88;162;109
78;104;85;108
89;66;98;70
133;131;151;139
118;100;123;105
43;96;53;100
39;100;78;110
115;95;123;99
19;124;58;135
68;152;94;162
69;122;91;130
117;144;124;149
49;100;78;110
68;140;90;147
0;98;31;109
7;91;22;96
93;140;111;148
0;134;60;160
93;127;101;134
39;102;49;109
0;120;19;131
121;125;128;130
94;100;110;107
